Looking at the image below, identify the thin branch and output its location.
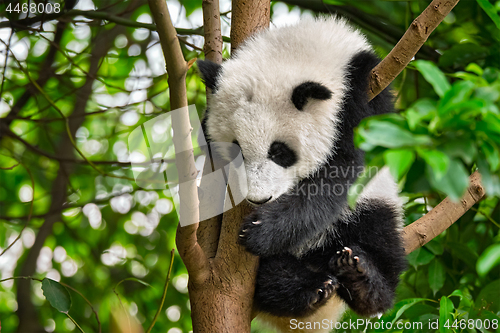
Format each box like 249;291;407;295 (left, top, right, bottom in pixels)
0;21;66;137
0;163;19;170
231;0;270;51
402;171;485;254
202;0;223;64
0;162;34;257
145;249;175;333
60;282;102;333
0;29;13;98
0;9;231;43
148;0;208;283
470;206;500;229
368;0;460;100
196;0;224;259
2;127;176;166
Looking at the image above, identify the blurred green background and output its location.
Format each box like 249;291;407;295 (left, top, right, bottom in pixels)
0;0;499;332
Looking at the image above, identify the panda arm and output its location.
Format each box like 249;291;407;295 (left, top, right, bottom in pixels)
239;147;363;256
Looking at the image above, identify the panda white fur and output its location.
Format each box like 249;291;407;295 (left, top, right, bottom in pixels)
197;17;407;333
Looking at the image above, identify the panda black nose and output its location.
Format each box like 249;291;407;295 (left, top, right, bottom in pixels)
247;196;272;205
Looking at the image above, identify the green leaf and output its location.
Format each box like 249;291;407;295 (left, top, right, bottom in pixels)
447;242;478;268
41;278;72;314
181;0;202;16
448;289;463;300
429;259;446;295
482;141;500;171
414;60;451;97
384;149;415;180
476;0;500;29
425;239;444;255
426;158;469;201
465;63;484;76
407;247;435;268
389;298;431;324
358;121;431;149
475;279;500;313
477;244;500;276
440;140;477;165
419;149;450;180
438;80;476;115
406;99;437;130
439;44;489;69
439;296;454;333
477;155;500;196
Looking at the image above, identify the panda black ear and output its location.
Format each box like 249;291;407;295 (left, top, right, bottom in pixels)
197;60;222;91
291;81;332;110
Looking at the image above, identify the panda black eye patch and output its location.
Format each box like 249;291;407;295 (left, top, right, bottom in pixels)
268;141;297;168
291;81;333;110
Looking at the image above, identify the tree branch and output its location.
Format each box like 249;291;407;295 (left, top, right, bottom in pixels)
0;9;231;43
0;21;66;139
230;0;270;52
368;0;460;100
196;0;224;259
202;0;223;64
147;0;208;284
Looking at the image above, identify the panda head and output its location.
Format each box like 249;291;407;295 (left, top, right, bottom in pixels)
198;18;371;205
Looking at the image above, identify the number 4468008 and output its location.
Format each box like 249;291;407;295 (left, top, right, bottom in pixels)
6;2;61;14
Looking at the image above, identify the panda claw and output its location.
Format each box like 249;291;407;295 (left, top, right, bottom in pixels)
252;221;262;225
331;247;368;277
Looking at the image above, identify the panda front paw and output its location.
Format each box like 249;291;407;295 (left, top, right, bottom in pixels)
238;210;276;256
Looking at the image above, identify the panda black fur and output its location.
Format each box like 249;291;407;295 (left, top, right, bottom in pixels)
198;17;407;332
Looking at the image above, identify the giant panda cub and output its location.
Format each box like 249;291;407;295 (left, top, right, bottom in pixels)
198;17;407;333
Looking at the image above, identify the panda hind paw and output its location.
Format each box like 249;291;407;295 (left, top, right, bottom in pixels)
330;246;368;277
310;278;337;309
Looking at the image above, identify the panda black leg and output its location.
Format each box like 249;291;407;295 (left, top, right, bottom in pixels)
254;254;339;317
328;195;406;316
330;245;395;316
